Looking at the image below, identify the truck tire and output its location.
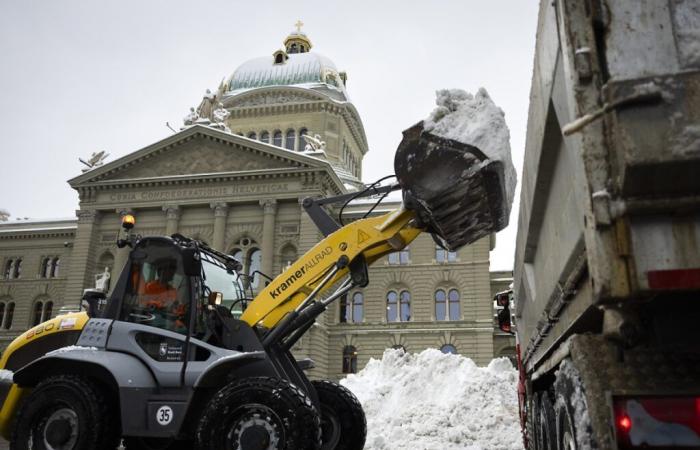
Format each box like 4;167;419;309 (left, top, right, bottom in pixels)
553;359;596;450
311;380;366;450
122;437;193;450
10;374;120;450
194;376;321;450
535;392;556;450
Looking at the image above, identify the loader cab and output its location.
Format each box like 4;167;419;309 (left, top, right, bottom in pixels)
108;237;196;335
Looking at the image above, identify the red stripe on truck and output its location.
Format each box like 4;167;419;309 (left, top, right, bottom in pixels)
647;268;700;290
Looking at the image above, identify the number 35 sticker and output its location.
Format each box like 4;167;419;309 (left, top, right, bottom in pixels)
156;406;174;426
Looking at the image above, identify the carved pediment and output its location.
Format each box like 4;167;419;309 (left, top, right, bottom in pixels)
99;135;295;181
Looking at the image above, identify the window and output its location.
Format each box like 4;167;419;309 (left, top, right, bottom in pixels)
435;288;461;321
50;257;60;278
341;292;363;324
40;258;50;278
436;246;458;263
260;131;270;143
120;242;190;334
230;238;264;290
3;260;12;279
441;344;457;354
280;244;297;271
273;131;283;147
285;129;296;151
274;53;285;64
0;303;5;324
388;247;409;265
299;128;308;150
32;301;43;326
44;301;53;322
448;289;460;320
352;292;364;323
247;131;257;140
342;345;357;373
12;258;22;280
4;302;15;329
387;290;410;322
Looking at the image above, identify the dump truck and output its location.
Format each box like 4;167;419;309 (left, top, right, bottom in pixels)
511;1;700;449
0;120;513;450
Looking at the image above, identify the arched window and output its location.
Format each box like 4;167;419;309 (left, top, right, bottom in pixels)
98;251;114;275
260;131;270;143
32;301;43;326
400;290;411;321
247;131;257;140
339;294;349;323
274;53;285;64
50;257;60;278
273;130;283;147
0;303;5;324
247;248;262;288
386;291;398;322
299;128;308;150
40;257;50;278
43;301;53;322
4;302;15;329
441;344;457;354
448;289;460;320
3;260;12;279
352;292;363;323
435;289;447;321
342;345;357;373
12;259;22;279
285;129;296;151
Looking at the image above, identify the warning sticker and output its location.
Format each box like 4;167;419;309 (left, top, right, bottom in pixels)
357;229;370;245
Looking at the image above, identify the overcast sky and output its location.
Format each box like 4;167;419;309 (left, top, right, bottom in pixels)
0;0;538;271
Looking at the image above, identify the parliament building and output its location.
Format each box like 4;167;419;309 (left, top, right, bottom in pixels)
0;27;515;379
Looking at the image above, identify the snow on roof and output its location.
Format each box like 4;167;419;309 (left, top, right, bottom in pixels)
0;217;77;234
227;52;347;99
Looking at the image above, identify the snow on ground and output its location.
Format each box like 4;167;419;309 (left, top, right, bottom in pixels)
423;88;517;217
341;349;524;450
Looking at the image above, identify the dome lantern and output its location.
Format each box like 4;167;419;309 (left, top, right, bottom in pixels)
284;20;312;54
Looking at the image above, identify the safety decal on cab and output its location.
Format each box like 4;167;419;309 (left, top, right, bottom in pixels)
357;229;370;245
156;406;174;426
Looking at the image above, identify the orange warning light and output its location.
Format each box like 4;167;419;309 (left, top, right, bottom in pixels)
122;214;136;230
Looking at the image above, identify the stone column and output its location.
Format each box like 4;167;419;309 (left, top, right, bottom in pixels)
163;205;181;236
111;209;134;289
210;202;229;251
64;209;101;308
260;200;277;277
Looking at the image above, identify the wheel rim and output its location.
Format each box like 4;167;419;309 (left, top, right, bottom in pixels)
226;404;283;450
320;406;341;449
41;408;79;450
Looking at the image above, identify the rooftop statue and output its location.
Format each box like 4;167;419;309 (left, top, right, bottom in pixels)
79;150;110;172
302;133;326;152
0;209;9;222
183;107;199;126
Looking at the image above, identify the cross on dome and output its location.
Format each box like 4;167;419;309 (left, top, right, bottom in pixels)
295;20;304;33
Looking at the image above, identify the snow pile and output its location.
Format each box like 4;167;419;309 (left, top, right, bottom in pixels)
423;88;517;216
341;349;523;450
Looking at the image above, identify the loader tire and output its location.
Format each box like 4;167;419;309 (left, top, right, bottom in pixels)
10;374;120;450
554;359;596;450
535;391;556;450
195;376;321;450
312;380;366;450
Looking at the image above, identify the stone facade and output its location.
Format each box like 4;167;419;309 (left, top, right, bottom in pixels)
0;31;508;380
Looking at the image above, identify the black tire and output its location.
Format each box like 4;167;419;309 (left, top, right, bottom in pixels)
526;394;537;450
10;374;120;450
122;437;192;450
535;392;556;450
311;380;366;450
195;376;321;450
554;359;595;450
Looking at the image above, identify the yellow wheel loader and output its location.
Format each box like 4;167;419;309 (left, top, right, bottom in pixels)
0;122;511;450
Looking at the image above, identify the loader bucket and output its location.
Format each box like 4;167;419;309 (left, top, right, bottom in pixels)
394;121;509;251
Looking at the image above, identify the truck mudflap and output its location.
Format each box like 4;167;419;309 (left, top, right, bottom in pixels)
562;335;700;449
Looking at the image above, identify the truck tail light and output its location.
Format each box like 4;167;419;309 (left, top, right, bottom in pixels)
613;396;700;448
647;268;700;290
